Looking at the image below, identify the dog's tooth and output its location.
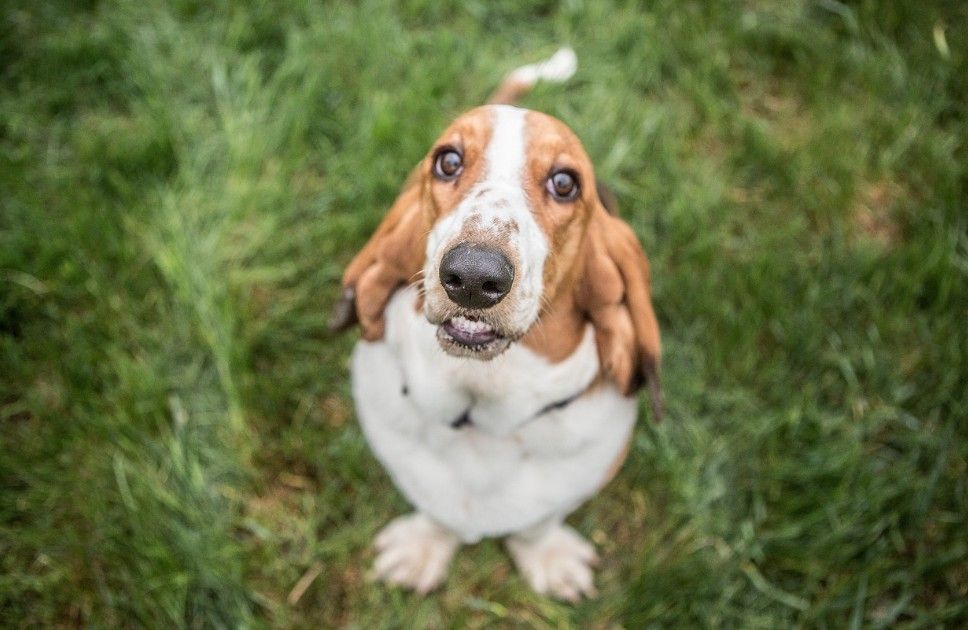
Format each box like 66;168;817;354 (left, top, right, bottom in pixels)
447;315;495;336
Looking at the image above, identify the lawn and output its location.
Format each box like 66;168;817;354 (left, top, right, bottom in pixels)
1;0;966;627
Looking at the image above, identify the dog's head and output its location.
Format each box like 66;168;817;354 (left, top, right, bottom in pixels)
335;104;662;417
422;105;599;359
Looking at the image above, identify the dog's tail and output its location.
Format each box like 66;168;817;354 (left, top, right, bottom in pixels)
487;47;578;106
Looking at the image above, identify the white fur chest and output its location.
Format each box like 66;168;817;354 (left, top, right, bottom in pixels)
351;287;637;542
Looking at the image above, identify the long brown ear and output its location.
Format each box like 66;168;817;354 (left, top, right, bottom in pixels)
329;172;428;341
577;205;663;421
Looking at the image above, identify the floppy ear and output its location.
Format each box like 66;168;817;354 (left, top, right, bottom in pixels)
577;204;664;421
329;172;429;341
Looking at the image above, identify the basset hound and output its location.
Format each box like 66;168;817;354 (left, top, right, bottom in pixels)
330;48;662;601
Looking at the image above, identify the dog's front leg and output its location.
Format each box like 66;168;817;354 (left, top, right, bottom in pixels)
371;513;460;594
505;518;600;602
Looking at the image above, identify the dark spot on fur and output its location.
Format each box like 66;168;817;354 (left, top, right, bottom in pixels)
451;411;473;429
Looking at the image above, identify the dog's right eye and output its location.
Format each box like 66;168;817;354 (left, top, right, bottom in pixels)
547;169;580;202
433;149;463;181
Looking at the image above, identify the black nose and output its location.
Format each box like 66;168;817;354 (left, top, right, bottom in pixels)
439;244;514;309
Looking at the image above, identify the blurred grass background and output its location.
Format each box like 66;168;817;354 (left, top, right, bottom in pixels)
1;0;966;627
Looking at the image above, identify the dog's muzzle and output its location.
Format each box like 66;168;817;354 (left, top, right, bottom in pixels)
434;243;515;359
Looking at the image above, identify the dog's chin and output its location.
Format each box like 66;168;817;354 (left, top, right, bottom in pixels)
435;315;513;360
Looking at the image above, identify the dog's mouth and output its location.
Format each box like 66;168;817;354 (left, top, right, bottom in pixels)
436;315;512;360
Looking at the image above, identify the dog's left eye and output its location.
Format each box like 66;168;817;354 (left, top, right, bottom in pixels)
433;149;463;180
547;170;580;201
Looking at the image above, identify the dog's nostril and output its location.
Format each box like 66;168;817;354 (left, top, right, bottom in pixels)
481;280;502;296
442;273;463;290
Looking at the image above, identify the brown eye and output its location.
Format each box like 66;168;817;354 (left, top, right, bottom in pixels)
433;149;463;180
547;170;579;201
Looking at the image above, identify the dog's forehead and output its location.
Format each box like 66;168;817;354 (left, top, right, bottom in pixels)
522;109;586;153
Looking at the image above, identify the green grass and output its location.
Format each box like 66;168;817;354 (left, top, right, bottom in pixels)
2;0;966;627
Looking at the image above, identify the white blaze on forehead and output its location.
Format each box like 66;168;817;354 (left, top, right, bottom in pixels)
423;105;549;334
484;105;527;186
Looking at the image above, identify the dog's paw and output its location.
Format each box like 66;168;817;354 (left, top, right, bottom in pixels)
372;513;460;594
506;524;599;602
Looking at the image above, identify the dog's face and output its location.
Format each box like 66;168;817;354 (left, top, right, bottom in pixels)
420;105;599;359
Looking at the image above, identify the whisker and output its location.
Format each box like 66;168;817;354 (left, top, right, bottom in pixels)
408;278;426;296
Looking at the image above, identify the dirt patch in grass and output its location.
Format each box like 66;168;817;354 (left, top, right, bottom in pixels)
852;180;904;247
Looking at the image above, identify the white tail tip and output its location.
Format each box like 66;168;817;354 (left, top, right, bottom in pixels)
508;47;578;86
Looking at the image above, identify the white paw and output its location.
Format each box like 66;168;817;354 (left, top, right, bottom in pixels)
371;513;460;594
507;524;599;602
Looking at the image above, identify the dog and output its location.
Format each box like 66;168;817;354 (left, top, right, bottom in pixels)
330;48;662;601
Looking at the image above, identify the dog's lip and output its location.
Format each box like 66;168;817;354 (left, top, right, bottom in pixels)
440;315;503;347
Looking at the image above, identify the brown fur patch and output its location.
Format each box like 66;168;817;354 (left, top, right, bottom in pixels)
577;210;663;419
487;77;533;106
